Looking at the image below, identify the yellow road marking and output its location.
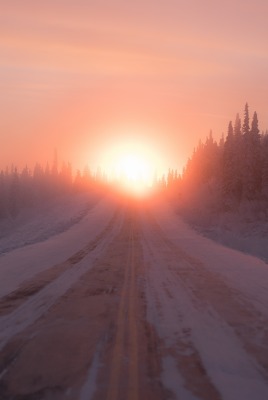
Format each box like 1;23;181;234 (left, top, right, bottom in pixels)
107;217;139;400
128;225;139;400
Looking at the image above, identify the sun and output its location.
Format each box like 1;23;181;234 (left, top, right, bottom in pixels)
99;142;158;194
113;151;152;195
117;153;150;182
96;125;166;195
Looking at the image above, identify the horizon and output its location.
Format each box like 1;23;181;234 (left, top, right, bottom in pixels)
1;1;268;175
1;101;266;187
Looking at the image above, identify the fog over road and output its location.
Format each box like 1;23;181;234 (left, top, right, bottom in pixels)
1;196;268;400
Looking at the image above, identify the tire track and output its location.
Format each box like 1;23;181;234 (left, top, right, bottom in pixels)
0;208;123;353
85;206;167;400
106;217;139;400
0;205;166;400
146;210;268;377
141;218;221;400
0;208;120;316
141;208;268;399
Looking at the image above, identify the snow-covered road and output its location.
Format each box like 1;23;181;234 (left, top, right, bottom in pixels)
0;195;119;297
0;196;268;400
142;201;268;400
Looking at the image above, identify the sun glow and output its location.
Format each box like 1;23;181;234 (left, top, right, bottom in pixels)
112;148;153;193
116;153;150;181
112;152;152;194
98;130;165;194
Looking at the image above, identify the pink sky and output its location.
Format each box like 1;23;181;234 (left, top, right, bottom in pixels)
1;0;268;174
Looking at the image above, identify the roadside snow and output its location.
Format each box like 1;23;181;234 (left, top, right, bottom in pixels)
0;193;98;255
141;202;268;400
177;199;268;263
150;200;268;318
0;195;118;298
0;201;123;351
189;215;268;263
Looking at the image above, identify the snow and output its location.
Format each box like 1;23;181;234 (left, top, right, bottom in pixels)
1;195;268;399
79;339;103;400
141;200;268;400
0;193;98;255
162;356;200;400
189;308;268;400
151;200;268;318
0;194;118;298
180;205;268;263
0;195;123;351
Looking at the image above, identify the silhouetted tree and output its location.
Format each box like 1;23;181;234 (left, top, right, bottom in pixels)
232;113;243;200
179;103;268;215
261;132;268;197
241;106;261;199
8;168;20;217
242;103;250;137
222;121;236;198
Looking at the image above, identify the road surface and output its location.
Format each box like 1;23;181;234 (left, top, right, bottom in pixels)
1;196;268;400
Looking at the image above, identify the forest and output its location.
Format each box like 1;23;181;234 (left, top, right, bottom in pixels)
0;155;105;220
166;104;268;222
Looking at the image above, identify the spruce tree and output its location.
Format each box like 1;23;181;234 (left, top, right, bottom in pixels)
261;133;268;197
241;104;251;199
222;121;236;199
250;111;262;195
242;103;250;137
241;106;262;199
232;113;243;200
234;113;242;137
251;111;260;137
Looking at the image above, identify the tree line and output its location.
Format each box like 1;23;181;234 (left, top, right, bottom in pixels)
0;155;105;220
177;103;268;213
2;103;267;220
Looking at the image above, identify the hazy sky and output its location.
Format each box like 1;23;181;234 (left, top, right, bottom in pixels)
1;0;268;173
